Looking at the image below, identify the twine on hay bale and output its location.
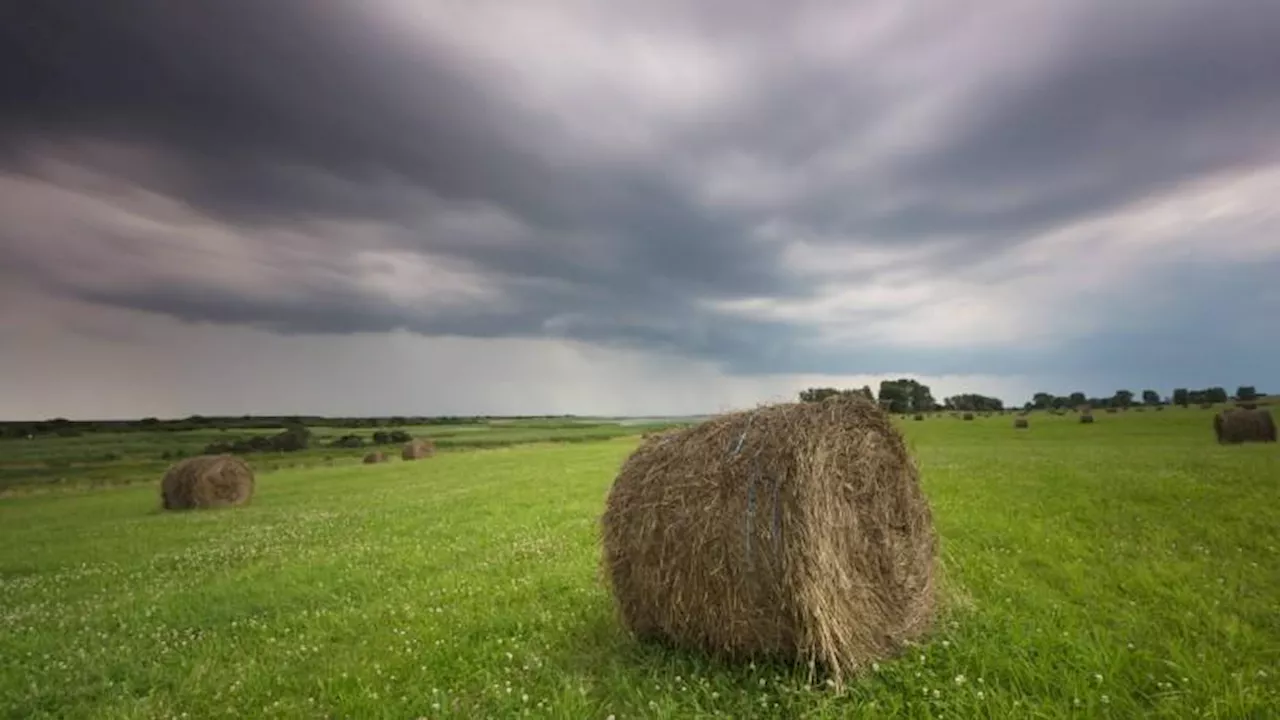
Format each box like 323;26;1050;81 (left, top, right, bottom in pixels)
1213;408;1277;444
401;439;435;460
600;394;938;687
362;451;387;464
160;454;254;510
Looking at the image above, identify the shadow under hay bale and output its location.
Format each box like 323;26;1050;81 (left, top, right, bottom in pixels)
1080;414;1095;424
160;454;254;510
600;394;937;687
362;451;387;464
962;412;975;421
1214;409;1277;444
1014;418;1029;429
401;439;436;460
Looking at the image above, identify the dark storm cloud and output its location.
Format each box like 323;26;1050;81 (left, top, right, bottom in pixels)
2;0;1280;380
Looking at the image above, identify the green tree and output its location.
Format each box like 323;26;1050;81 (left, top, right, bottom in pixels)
1172;388;1189;407
1068;392;1086;407
799;387;840;403
1112;390;1134;408
1236;386;1258;401
1141;389;1160;406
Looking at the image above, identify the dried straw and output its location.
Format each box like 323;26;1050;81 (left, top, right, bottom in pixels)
160;454;254;510
600;394;937;686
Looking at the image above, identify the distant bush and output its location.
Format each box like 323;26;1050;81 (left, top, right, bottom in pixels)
329;434;365;448
203;426;313;455
372;430;412;445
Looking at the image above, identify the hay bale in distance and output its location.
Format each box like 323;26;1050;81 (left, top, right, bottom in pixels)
362;451;387;464
601;394;937;686
401;439;436;460
1014;418;1029;429
912;414;925;421
1105;407;1118;414
962;412;975;421
1214;409;1277;444
160;454;255;510
1080;413;1095;424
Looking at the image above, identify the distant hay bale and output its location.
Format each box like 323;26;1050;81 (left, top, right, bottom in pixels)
401;439;436;460
1156;405;1165;411
1080;413;1095;424
601;394;937;687
962;412;975;421
160;454;255;510
912;414;925;421
1213;409;1277;444
362;451;387;464
1105;407;1118;414
1014;418;1029;429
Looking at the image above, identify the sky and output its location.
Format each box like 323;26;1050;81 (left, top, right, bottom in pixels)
2;0;1279;420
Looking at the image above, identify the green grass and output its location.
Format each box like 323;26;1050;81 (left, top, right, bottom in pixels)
1;408;1277;718
0;421;651;492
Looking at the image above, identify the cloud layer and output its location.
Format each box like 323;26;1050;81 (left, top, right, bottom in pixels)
2;1;1279;416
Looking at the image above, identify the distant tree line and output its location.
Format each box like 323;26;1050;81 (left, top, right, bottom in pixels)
201;427;417;456
798;381;1265;414
1;414;487;440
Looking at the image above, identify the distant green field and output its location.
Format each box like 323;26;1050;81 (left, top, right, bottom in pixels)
0;406;1277;718
0;420;672;493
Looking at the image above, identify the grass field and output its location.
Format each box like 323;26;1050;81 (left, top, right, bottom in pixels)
1;407;1277;718
0;420;655;493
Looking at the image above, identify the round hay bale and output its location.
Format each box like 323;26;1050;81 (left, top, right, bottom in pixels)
160;454;254;510
1014;418;1029;429
1079;413;1095;424
362;451;387;464
912;414;925;421
600;395;937;685
1105;407;1118;414
401;438;435;460
1214;408;1277;444
961;412;975;421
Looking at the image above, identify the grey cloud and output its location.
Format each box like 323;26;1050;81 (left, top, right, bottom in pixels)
3;0;1280;381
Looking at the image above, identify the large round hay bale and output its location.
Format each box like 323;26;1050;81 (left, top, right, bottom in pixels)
1214;409;1277;444
363;451;387;464
1014;418;1029;429
401;438;435;460
961;412;974;421
1080;413;1095;424
160;454;254;510
601;395;937;685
